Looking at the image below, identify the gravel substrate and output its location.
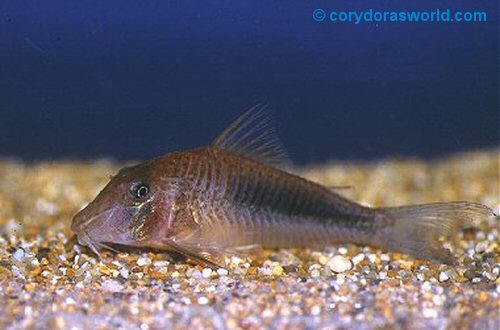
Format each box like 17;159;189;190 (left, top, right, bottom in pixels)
0;150;498;329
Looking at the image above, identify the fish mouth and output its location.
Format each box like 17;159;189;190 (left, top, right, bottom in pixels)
71;207;117;255
75;220;123;257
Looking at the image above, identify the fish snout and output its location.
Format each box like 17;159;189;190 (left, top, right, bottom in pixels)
70;202;112;238
71;205;92;233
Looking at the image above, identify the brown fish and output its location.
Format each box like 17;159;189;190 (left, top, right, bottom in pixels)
71;105;495;267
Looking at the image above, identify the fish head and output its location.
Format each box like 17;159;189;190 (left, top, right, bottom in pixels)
71;161;169;253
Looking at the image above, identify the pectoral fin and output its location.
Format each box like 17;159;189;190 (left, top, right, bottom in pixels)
152;238;229;269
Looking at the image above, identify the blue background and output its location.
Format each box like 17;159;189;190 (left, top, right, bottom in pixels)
0;1;497;164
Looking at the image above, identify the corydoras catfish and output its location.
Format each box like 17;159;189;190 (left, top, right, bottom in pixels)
71;106;496;267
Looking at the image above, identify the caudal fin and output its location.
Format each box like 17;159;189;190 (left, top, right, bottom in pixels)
374;201;496;264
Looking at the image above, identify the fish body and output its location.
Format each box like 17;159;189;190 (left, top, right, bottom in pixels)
148;148;376;249
71;106;495;266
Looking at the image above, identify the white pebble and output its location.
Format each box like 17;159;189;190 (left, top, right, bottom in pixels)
136;256;151;266
311;305;321;315
153;260;169;268
472;277;481;283
119;268;129;279
328;255;352;273
231;256;242;265
5;219;22;235
262;309;273;318
380;254;390;262
12;249;25;262
423;308;438;318
190;269;202;279
198;296;209;305
112;261;124;268
439;271;449;282
65;297;76;305
432;295;445;306
258;267;273;276
202;268;212;278
101;279;124;292
11;266;22;278
352;254;365;265
217;268;228;277
475;242;488;253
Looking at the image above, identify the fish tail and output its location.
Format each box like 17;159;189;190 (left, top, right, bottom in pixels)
372;201;495;264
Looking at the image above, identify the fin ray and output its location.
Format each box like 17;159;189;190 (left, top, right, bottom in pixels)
158;239;226;268
374;201;495;264
211;104;291;168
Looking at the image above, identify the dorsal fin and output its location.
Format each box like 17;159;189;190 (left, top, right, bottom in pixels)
329;185;353;193
211;105;291;168
329;185;355;198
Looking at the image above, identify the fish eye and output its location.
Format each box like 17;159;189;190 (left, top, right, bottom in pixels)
129;182;150;200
